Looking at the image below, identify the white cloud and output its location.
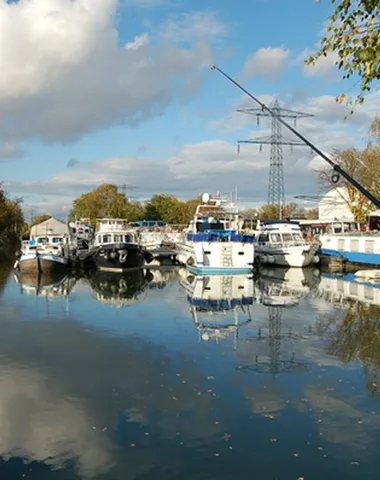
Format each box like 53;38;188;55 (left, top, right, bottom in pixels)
296;47;339;80
242;47;289;79
156;11;229;44
125;32;150;50
0;0;214;143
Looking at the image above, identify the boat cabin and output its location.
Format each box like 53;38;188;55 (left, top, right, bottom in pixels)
256;221;305;245
94;218;137;245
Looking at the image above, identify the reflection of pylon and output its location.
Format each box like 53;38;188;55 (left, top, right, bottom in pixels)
237;101;313;219
268;306;282;375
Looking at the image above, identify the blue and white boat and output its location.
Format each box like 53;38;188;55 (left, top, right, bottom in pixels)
175;193;255;274
318;213;380;268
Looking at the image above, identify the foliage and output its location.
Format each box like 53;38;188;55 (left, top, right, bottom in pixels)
143;194;199;225
257;203;307;220
69;184;144;227
0;184;25;252
319;118;380;222
306;207;319;219
323;301;380;398
306;0;380;108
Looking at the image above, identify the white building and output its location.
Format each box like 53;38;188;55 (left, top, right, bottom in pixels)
30;217;69;237
318;187;354;222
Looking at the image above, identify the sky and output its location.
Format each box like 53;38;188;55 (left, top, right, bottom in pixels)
0;0;378;220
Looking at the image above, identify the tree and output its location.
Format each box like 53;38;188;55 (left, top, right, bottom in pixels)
0;185;25;253
306;0;380;108
318;118;380;221
143;194;199;225
257;203;306;220
306;207;319;220
70;184;143;227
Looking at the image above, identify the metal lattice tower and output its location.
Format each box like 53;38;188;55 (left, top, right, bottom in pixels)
237;101;314;219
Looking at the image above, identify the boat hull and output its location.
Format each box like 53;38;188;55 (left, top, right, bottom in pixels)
17;253;69;275
319;234;380;268
176;240;254;274
256;244;319;268
93;243;152;272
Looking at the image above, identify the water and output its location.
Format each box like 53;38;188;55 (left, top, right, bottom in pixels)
0;263;380;479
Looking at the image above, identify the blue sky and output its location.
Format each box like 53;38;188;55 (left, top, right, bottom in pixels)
0;0;378;218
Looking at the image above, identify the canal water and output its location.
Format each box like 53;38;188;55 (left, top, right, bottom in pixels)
0;262;380;479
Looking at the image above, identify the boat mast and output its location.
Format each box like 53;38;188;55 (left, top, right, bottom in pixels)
211;65;380;210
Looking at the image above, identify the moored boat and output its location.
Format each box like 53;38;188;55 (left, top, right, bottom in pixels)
91;218;153;272
255;220;320;268
175;193;255;274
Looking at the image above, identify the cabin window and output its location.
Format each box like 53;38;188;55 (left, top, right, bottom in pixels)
114;235;123;242
52;237;62;244
37;237;48;244
102;234;112;243
282;233;293;242
337;239;345;251
72;228;76;234
350;239;359;251
337;280;344;292
270;233;281;243
258;234;269;243
97;236;101;243
125;234;132;242
365;240;375;253
293;233;302;241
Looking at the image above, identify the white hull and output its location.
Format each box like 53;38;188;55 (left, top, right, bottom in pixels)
256;244;319;268
176;240;254;273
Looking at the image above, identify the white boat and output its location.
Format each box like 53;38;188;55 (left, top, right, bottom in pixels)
91;218;153;272
175;193;255;274
255;220;320;268
180;270;253;345
16;234;70;275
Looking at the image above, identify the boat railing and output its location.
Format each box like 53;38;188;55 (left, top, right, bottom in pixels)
258;241;311;249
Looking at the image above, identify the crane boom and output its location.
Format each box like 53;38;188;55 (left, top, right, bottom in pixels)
211;65;380;210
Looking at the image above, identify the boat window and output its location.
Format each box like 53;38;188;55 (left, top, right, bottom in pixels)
270;233;281;243
72;228;76;234
98;236;101;243
293;233;303;241
258;234;269;243
37;237;48;244
102;234;112;243
125;234;133;242
114;235;123;242
282;233;293;242
52;237;62;243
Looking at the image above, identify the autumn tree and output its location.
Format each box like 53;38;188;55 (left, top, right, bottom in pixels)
306;207;319;220
144;194;199;224
0;185;25;253
70;184;143;227
306;0;380;108
257;203;306;220
319;118;380;221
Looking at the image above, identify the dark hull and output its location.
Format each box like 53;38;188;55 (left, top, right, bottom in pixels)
93;243;152;272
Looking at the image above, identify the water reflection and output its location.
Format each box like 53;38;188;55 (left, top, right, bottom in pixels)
1;264;380;478
179;271;253;346
14;271;77;297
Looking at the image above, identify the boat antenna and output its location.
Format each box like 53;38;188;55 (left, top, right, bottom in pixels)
210;65;380;210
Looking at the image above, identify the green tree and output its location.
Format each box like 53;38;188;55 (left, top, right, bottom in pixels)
0;185;25;254
143;194;196;224
306;0;380;108
70;184;143;227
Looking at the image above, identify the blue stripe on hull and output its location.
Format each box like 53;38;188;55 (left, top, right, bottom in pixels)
187;266;253;275
321;248;380;266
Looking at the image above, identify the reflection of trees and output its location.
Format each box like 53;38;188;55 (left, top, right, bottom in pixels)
0;261;13;296
321;302;380;399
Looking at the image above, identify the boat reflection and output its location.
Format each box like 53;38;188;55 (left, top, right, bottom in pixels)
180;270;254;346
256;267;320;307
88;269;153;308
14;272;77;297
